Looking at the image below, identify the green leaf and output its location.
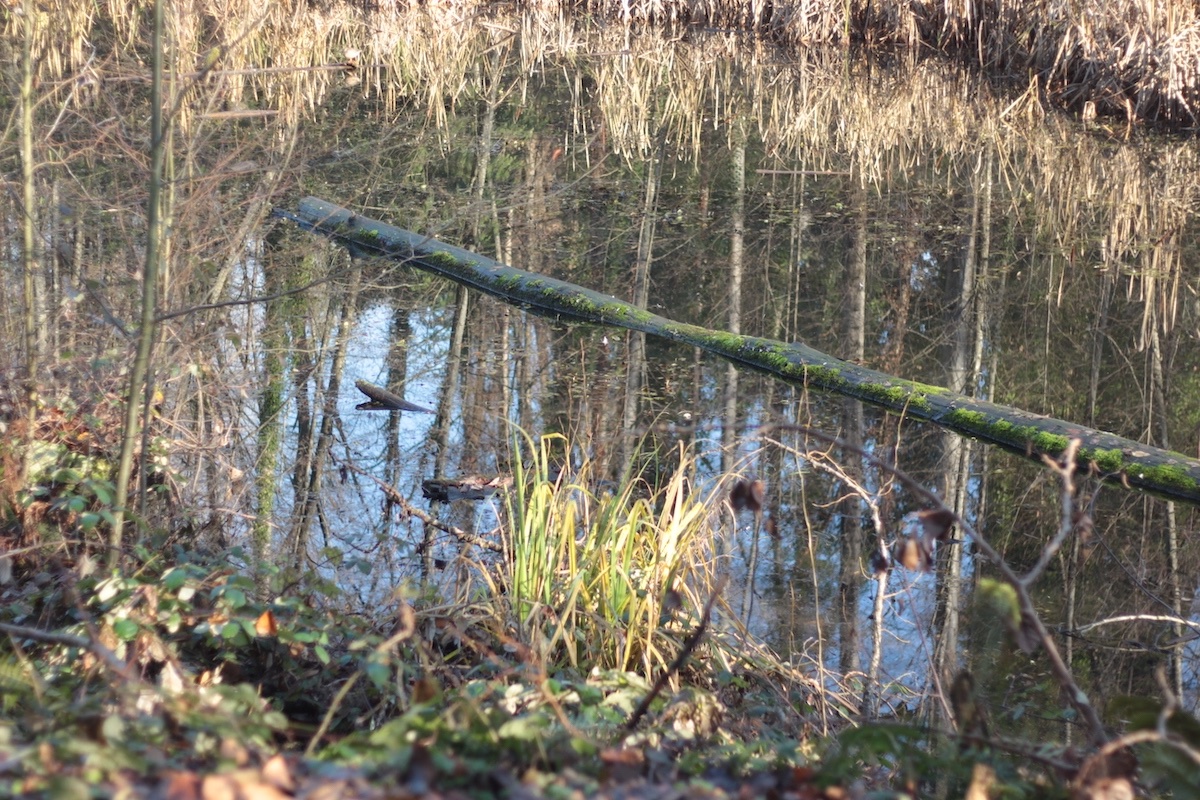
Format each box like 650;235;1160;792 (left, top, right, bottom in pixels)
263;711;289;731
576;684;603;706
314;645;331;665
978;577;1021;627
101;715;125;743
223;587;247;609
364;660;389;689
46;776;90;800
51;468;82;485
1139;740;1200;796
162;568;188;591
96;577;124;604
88;480;114;505
498;714;547;741
112;618;139;641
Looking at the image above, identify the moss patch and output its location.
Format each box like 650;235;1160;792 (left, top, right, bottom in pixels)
946;408;988;428
1132;463;1198;493
857;382;933;412
1081;447;1124;473
1031;431;1069;454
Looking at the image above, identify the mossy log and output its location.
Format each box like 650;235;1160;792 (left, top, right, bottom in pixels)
278;197;1200;506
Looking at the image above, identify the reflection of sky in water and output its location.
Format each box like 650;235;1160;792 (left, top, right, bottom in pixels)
333;302;453;601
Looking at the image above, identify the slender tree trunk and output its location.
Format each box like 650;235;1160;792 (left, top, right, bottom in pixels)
110;0;165;566
290;266;362;575
839;180;868;678
253;231;288;586
1149;325;1183;700
383;305;413;579
287;253;322;565
932;180;981;706
973;149;995;579
721;125;746;473
620;147;660;470
20;0;39;491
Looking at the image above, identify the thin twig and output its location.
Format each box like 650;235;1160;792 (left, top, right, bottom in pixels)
0;621;138;683
336;457;504;553
625;575;728;731
762;422;1110;746
1022;439;1080;587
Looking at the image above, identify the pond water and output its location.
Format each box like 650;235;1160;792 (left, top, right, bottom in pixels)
17;6;1200;730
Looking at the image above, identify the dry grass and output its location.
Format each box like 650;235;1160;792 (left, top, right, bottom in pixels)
570;0;1200;125
6;1;1198;125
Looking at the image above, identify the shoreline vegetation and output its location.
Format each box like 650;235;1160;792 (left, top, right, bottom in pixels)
577;0;1200;128
590;0;1200;128
6;0;1200;129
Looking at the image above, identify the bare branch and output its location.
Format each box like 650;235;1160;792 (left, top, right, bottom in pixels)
762;422;1110;746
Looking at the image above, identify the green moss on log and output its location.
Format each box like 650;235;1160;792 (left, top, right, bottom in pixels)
1081;447;1125;473
856;381;933;412
946;408;988;428
943;411;1066;453
1133;463;1198;492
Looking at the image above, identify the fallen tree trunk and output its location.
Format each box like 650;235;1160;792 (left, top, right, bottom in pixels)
276;197;1200;506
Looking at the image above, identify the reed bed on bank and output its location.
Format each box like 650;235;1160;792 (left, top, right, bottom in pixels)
7;0;1199;126
502;432;726;676
574;0;1200;125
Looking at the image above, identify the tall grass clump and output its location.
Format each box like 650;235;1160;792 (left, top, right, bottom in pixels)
503;432;721;678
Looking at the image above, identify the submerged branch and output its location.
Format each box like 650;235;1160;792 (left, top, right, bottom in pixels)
277;197;1200;507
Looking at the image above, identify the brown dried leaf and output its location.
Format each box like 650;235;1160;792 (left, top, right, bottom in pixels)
237;784;292;800
202;772;291;800
729;479;765;513
729;480;748;510
390;601;416;640
746;479;765;513
1073;778;1134;800
200;775;238;800
894;538;932;572
600;746;645;782
764;513;778;538
1014;613;1042;655
254;610;278;638
261;754;295;793
412;676;441;704
219;738;250;767
162;771;202;800
917;508;956;544
965;763;996;800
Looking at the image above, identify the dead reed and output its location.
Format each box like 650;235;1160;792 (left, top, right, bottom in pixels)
571;0;1200;126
